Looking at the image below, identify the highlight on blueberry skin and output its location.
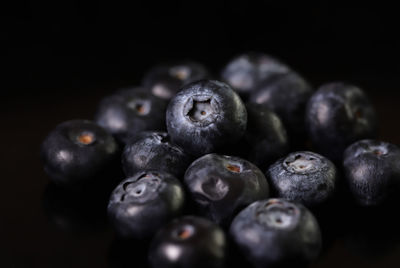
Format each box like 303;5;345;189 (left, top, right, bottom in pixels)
244;103;289;169
107;171;185;239
40;120;119;186
122;131;191;179
343;139;400;206
149;216;226;268
184;153;269;226
249;71;313;146
142;61;210;100
166;80;247;157
267;151;337;207
94;87;168;144
306;82;378;162
230;199;322;268
221;52;290;98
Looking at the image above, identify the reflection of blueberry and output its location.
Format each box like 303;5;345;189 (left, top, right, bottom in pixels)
221;52;290;98
42;183;108;234
166;80;247;157
95;88;168;144
108;238;149;268
343;204;400;259
184;154;269;226
343;139;400;206
230;199;321;268
267;151;337;207
122;131;191;179
249;72;313;146
108;171;185;239
306;82;378;162
244;103;289;169
143;61;210;100
149;216;226;268
40;120;119;186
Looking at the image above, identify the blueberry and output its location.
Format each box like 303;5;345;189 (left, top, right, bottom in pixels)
95;87;168;144
343;139;400;206
166;80;247;157
149;216;226;268
40;120;119;186
230;199;322;268
244;103;289;169
221;52;290;98
143;61;210;100
122;131;192;179
107;171;185;239
306;82;378;162
267;151;337;207
184;153;269;226
249;71;313;146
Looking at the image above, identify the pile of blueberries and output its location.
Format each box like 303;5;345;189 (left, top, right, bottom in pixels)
41;53;400;268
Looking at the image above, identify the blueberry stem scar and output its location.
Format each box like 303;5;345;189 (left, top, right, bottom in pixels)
77;133;95;145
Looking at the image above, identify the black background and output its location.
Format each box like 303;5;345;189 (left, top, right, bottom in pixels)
2;1;400;267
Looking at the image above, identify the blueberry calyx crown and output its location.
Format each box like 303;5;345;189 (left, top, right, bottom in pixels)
169;65;191;80
226;163;242;173
75;131;96;145
361;144;388;157
119;172;162;203
255;199;299;229
68;128;97;146
173;224;195;240
183;95;220;126
283;153;322;174
127;99;151;115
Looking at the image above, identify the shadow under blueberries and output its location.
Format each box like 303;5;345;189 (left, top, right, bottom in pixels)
108;238;150;268
42;168;123;235
307;168;354;254
341;199;400;259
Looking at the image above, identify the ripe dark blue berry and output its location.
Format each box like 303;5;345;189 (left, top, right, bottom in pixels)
40;120;119;186
267;151;337;207
143;61;210;100
306;82;378;162
230;199;322;268
343;139;400;206
166;80;247;157
149;216;226;268
122;131;191;179
107;171;185;239
95;87;168;144
249;71;313;146
244;103;289;169
184;154;269;226
221;52;290;98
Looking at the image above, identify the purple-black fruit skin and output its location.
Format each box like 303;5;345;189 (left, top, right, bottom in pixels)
94;87;168;144
306;82;378;162
149;216;226;268
249;71;313;146
143;61;211;100
122;131;191;179
221;52;291;98
343;139;400;206
107;171;185;240
40;120;119;186
230;199;322;268
267;151;337;207
184;153;269;226
166;80;247;157
244;103;289;169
